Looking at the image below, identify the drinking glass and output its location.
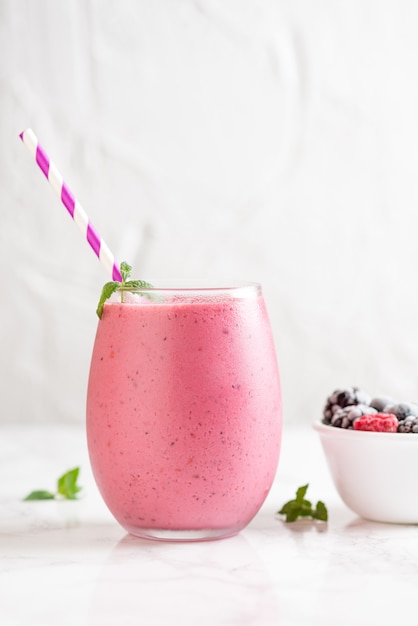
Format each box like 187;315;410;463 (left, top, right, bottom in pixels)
86;281;282;541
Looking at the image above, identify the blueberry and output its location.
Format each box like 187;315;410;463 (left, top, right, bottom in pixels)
405;403;418;417
411;402;418;411
384;403;416;421
370;396;395;412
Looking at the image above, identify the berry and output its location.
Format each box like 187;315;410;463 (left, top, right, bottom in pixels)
329;407;353;429
354;389;372;406
397;417;418;433
328;404;376;429
323;387;371;425
353;413;398;433
382;403;418;421
322;386;418;433
370;396;395;412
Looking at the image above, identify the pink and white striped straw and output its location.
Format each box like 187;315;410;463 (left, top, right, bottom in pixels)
19;128;122;282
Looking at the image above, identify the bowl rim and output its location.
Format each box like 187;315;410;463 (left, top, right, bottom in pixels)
313;419;418;442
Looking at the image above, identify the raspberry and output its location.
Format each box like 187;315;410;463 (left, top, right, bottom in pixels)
353;413;398;433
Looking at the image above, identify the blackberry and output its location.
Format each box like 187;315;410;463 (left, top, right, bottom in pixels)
354;389;372;406
323;387;371;425
329;404;376;429
398;417;418;433
323;403;341;424
329;407;352;428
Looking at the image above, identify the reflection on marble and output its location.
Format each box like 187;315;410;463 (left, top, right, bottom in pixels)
88;533;280;626
1;425;418;626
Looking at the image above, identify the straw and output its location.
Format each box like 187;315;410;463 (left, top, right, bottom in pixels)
19;128;122;282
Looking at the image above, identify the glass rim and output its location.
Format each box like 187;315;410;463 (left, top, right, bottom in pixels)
116;279;261;293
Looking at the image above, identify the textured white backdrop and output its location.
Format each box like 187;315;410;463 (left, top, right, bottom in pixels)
1;0;418;424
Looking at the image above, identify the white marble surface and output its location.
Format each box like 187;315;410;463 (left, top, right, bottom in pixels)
2;423;418;626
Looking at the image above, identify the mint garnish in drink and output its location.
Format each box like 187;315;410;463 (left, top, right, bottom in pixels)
23;467;83;501
96;261;153;319
277;484;328;523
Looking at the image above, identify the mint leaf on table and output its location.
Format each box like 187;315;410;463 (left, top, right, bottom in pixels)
314;500;328;521
96;261;153;319
24;490;55;501
277;484;328;523
57;467;82;500
23;467;82;501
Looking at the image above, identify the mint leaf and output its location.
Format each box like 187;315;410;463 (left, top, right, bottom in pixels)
313;500;328;521
296;484;309;501
24;490;55;501
124;280;154;290
23;467;82;501
96;281;119;319
57;467;82;500
96;261;153;318
120;261;132;282
277;484;328;523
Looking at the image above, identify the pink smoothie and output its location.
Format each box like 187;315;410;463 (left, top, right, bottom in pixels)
87;288;281;537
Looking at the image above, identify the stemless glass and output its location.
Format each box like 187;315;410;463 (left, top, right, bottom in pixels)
86;281;282;541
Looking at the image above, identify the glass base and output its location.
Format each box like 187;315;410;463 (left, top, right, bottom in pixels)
124;525;242;543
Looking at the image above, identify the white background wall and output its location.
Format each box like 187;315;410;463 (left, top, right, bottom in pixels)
2;0;418;425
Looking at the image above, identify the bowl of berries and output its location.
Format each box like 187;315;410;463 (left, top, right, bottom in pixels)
313;387;418;524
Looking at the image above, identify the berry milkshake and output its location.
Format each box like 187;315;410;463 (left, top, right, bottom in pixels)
87;282;281;540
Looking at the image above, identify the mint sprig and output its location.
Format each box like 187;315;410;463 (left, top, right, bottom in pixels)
23;467;83;501
277;484;328;523
96;261;153;319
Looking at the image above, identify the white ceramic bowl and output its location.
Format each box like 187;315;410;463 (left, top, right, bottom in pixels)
313;420;418;523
